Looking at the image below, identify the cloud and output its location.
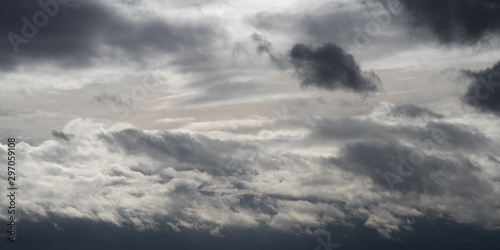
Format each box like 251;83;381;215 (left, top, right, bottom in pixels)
488;155;500;163
2;101;499;241
1;0;500;248
233;34;380;94
461;61;500;115
331;139;491;196
390;104;443;119
51;130;73;141
396;0;500;45
233;33;290;70
184;80;266;106
309;114;492;154
0;0;222;71
100;128;228;171
289;43;381;93
245;5;383;45
308;104;500;235
92;92;134;108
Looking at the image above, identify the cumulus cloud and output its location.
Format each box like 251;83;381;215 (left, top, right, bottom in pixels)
234;35;381;94
289;43;381;93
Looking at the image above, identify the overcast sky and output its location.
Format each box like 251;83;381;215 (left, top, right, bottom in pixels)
1;0;500;249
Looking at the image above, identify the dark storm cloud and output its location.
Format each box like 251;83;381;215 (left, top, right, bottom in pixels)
330;139;492;196
461;61;500;115
233;34;380;93
51;130;73;141
289;43;381;93
3;215;500;250
395;0;500;44
0;0;220;71
390;104;443;119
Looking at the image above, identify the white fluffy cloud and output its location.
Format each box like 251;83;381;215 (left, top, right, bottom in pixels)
1;102;499;238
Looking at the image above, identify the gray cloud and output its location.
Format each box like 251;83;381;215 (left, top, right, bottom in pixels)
233;34;381;93
303;103;498;206
396;0;500;45
309;117;492;154
2;0;500;247
246;6;380;45
4;105;500;242
330;139;491;197
6;214;500;250
488;155;499;163
51;130;74;141
290;43;381;93
390;104;443;119
101;129;226;170
0;0;222;71
185;80;265;105
461;61;500;115
92;92;134;108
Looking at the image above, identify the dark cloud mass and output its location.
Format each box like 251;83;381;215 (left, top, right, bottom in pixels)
289;43;381;93
397;0;500;44
462;61;500;114
0;0;220;71
2;215;500;250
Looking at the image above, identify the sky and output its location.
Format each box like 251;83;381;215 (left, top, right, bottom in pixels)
0;0;500;249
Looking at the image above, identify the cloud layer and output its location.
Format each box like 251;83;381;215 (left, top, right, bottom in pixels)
2;103;499;241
